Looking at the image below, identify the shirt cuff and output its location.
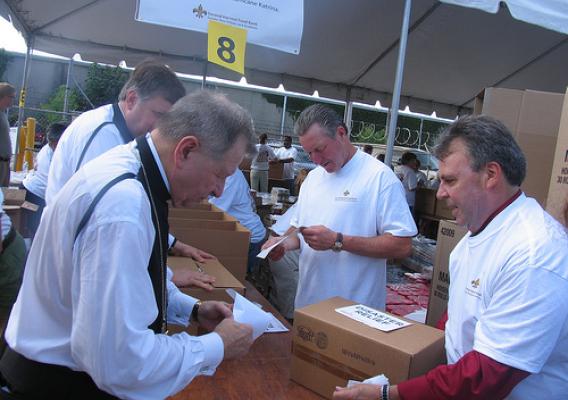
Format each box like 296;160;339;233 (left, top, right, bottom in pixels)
193;332;224;375
168;233;176;249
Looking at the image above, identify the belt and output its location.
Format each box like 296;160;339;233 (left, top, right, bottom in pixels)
2;227;16;253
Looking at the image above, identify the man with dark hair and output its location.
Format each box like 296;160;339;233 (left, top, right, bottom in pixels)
22;121;68;236
0;90;255;399
264;104;416;310
395;151;418;211
46;60;217;286
0;83;16;187
363;144;373;155
275;135;298;195
334;115;568;400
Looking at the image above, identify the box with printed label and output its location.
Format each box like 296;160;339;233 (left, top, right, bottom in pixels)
425;220;468;327
475;87;565;207
291;297;446;399
546;88;568;228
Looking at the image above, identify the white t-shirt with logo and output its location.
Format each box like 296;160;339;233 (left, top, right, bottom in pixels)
446;194;568;399
395;164;417;207
291;151;417;310
275;146;298;180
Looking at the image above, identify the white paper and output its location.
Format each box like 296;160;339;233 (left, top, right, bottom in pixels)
347;374;389;388
225;289;288;334
256;235;288;259
335;305;411;332
232;293;271;339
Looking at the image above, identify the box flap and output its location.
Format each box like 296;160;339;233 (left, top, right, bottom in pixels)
167;257;244;290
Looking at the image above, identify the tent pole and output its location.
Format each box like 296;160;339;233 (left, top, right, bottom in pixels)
385;0;411;167
343;87;353;135
201;61;208;89
15;35;34;160
279;94;288;137
63;57;74;116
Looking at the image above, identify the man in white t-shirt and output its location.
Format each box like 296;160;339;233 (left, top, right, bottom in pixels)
250;133;277;193
395;151;418;212
209;169;266;274
263;104;416;311
333;115;568;400
275;135;298;195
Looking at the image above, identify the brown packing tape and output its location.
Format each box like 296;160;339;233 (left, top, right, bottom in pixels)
292;343;368;382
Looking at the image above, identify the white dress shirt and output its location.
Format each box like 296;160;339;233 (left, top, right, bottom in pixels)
22;144;53;199
6;140;224;400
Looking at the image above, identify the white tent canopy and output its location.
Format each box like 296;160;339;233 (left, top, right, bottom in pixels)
1;0;567;119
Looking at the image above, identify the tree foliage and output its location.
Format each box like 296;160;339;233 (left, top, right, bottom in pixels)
80;63;129;108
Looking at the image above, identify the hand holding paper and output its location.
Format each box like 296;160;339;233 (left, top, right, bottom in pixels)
232;293;271;340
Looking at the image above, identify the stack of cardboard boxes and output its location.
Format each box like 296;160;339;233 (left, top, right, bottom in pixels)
169;203;250;283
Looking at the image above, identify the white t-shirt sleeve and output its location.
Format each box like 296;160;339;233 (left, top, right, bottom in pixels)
376;181;417;237
473;255;568;373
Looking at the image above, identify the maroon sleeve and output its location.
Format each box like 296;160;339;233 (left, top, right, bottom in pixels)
397;351;530;400
436;310;448;331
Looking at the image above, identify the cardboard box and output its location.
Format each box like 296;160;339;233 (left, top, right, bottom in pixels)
475;88;565;207
1;188;39;237
415;188;436;216
291;297;446;399
546;88;568;227
434;198;454;220
268;162;284;179
167;256;245;303
425;220;468;327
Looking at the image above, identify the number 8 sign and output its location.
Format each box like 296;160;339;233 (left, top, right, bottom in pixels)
208;20;247;74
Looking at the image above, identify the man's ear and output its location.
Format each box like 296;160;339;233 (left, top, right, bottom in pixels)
484;161;502;189
175;136;199;165
124;89;138;111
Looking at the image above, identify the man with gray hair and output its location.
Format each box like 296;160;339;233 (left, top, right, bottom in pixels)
0;83;16;187
0;90;256;399
47;60;217;287
334;115;568;400
263;104;416;311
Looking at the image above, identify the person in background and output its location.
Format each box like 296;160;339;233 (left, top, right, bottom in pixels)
363;144;373;155
0;83;15;187
275;135;298;195
333;115;568;400
209;169;267;275
395;151;418;212
46;60;217;286
250;133;277;193
414;159;428;187
263;104;416;311
0;90;255;399
0;189;26;333
21;122;68;237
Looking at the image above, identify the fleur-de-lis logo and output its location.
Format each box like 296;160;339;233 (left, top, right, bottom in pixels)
471;278;480;289
193;4;207;18
343;190;350;197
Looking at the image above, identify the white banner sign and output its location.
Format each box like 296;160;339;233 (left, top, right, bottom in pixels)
336;305;412;332
136;0;303;54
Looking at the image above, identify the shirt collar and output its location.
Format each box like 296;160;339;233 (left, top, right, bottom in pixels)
470;189;522;237
146;133;171;193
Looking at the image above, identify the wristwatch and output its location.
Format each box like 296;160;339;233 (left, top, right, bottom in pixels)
332;232;343;252
191;300;201;322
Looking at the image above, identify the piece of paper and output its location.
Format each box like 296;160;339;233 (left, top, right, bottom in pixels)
256;235;289;259
225;289;289;334
232;293;271;339
335;304;411;332
347;374;389;388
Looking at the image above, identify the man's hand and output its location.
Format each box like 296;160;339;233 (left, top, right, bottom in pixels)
170;240;217;262
197;301;233;331
333;384;381;399
300;225;336;251
261;235;287;261
172;268;216;291
214;319;254;360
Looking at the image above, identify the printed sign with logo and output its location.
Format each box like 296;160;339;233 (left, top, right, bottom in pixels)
136;0;303;54
335;304;411;332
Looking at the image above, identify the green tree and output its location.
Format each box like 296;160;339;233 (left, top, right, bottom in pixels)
80;63;129;108
40;85;83;125
0;48;12;80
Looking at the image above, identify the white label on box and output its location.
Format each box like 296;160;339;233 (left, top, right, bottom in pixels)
335;305;411;332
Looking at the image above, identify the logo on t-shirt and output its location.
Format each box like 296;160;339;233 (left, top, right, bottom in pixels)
335;189;357;202
465;278;482;299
